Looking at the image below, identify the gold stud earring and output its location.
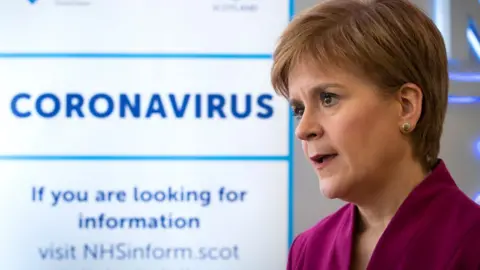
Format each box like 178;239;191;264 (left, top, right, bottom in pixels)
401;122;411;133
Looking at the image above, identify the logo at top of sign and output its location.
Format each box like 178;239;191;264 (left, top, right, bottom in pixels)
27;0;91;6
212;0;259;12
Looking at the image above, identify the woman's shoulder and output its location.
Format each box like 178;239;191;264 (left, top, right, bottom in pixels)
287;203;354;268
445;216;480;268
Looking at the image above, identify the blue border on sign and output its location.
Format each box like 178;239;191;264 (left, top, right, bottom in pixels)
0;0;297;257
0;53;272;59
288;0;295;250
0;155;289;161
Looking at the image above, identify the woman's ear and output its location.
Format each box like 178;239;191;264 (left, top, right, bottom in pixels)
395;83;423;133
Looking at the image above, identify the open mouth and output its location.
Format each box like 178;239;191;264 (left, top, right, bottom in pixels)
310;154;338;166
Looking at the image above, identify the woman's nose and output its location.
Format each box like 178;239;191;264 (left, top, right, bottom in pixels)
295;110;323;141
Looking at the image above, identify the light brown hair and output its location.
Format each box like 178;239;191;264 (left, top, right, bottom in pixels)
271;0;449;169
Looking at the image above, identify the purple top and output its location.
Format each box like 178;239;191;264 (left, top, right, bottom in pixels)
287;160;480;270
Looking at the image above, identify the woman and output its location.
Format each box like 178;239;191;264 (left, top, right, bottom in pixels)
271;0;480;269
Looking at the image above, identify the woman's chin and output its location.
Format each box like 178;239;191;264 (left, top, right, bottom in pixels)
319;181;346;200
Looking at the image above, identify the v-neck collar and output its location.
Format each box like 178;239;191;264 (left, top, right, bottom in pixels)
339;159;456;269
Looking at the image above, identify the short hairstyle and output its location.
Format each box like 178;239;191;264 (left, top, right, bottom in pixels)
271;0;449;169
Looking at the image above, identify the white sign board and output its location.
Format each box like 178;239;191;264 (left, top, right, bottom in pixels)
0;0;294;269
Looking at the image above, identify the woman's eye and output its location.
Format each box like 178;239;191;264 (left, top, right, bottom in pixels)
292;107;304;119
320;92;339;107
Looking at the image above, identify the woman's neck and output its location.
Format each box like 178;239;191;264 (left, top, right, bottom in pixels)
355;158;428;233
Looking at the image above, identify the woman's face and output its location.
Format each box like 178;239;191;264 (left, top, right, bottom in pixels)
288;63;413;201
